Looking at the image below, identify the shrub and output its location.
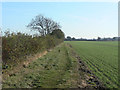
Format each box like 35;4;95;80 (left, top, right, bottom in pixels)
2;29;64;67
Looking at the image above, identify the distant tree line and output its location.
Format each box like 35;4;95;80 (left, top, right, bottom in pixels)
65;36;120;41
2;14;64;69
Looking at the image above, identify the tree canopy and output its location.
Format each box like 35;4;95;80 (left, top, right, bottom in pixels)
51;29;65;40
27;14;61;36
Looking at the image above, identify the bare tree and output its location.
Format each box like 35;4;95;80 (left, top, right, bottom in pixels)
27;14;61;36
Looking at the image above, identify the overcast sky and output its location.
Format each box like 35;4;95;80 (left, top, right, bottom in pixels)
1;2;118;39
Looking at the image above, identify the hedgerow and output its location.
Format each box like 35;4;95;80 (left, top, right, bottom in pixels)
2;29;64;68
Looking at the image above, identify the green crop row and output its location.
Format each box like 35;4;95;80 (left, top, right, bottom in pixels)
66;41;118;88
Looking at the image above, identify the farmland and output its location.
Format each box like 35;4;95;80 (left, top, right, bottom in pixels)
2;43;103;88
66;41;118;88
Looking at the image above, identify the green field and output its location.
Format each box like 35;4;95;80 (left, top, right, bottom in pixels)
3;41;118;88
3;43;103;88
66;41;118;88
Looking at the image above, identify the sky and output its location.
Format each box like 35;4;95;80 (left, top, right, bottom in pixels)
1;2;118;39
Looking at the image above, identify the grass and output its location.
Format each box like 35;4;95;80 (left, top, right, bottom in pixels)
2;43;80;88
66;41;118;88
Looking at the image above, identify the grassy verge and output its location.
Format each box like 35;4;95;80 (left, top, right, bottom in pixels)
3;43;79;88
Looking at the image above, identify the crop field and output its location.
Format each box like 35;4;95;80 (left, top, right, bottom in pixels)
3;43;103;88
66;41;118;88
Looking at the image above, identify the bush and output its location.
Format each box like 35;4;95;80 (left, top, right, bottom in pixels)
2;29;64;67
